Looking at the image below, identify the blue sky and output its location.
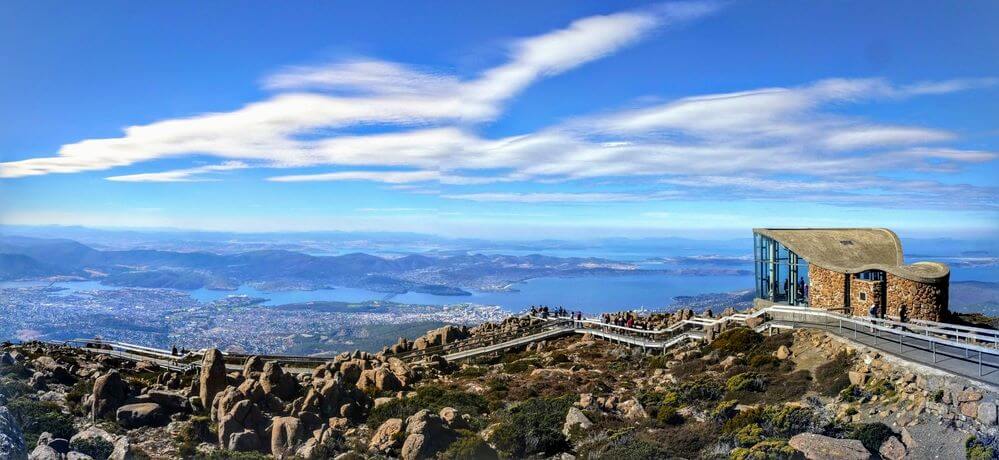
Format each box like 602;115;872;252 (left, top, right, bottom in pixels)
1;0;997;239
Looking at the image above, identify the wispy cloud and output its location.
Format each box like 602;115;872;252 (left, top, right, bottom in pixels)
442;191;681;203
1;1;996;212
0;3;719;180
106;161;248;182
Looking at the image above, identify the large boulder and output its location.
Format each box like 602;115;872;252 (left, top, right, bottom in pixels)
69;427;116;446
199;349;227;411
91;371;129;421
28;445;59;460
400;410;456;460
143;390;188;414
369;418;404;452
618;399;648;421
227;430;260;452
878;436;907;460
218;400;266;451
271;416;305;459
261;362;299;401
116;403;167;428
0;406;26;460
563;407;592;436
357;368;403;392
242;356;264;378
788;433;871;460
978;401;998;426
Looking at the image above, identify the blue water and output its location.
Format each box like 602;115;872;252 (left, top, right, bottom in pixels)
0;274;752;314
3;264;995;315
160;273;756;313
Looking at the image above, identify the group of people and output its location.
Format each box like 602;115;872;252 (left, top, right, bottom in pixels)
529;305;583;320
781;277;809;301
599;311;672;330
170;344;188;356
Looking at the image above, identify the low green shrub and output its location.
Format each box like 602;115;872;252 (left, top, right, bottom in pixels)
735;423;764;447
722;404;818;439
7;397;76;447
196;450;271;459
502;360;535;374
455;365;488;378
665;379;725;407
848;422;895;453
70;437;115;460
440;430;499;460
490;395;574;458
0;379;32;399
730;439;797;460
966;436;998;460
727;372;767;393
710;328;765;355
813;351;854;396
366;386;489;430
655;405;683;426
646;355;672;369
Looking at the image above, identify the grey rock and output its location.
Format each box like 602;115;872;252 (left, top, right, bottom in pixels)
879;436;906;460
788;433;871;460
369;418;403;452
0;406;27;460
116;403;167;428
28;444;60;460
977;401;997;426
92;371;129;421
563;407;592;437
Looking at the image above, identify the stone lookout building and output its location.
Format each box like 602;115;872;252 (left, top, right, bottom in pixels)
752;228;950;322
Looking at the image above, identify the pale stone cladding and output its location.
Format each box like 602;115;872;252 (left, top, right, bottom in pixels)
808;265;848;313
885;272;949;322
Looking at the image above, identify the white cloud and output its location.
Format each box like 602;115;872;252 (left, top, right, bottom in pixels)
0;1;995;212
442;191;680;203
268;170;439;183
821;126;954;150
106;161;249;182
4;3;711;180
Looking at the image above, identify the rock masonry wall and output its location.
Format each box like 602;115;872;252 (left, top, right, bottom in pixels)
807;265;948;322
808;265;848;313
885;273;949;322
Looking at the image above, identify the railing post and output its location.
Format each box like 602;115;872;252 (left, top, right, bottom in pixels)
980;351;984;377
931;340;936;363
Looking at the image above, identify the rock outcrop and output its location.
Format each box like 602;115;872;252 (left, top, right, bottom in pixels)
91;371;129;421
788;433;871;460
116;403;167;428
0;406;26;460
199;348;227;411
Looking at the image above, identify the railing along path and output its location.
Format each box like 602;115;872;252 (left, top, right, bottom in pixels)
51;305;999;385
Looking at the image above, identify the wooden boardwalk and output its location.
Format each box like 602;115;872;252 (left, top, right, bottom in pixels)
58;305;999;385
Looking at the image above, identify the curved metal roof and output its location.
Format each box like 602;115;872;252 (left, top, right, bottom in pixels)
753;228;949;283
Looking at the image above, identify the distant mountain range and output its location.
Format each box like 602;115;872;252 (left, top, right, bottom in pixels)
0;235;749;294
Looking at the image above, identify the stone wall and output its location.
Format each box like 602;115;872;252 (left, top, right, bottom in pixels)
808;265;848;312
849;278;883;317
886;273;949;322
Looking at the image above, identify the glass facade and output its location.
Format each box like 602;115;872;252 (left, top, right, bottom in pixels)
754;232;810;306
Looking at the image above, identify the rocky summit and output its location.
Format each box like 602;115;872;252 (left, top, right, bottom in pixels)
1;314;997;460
